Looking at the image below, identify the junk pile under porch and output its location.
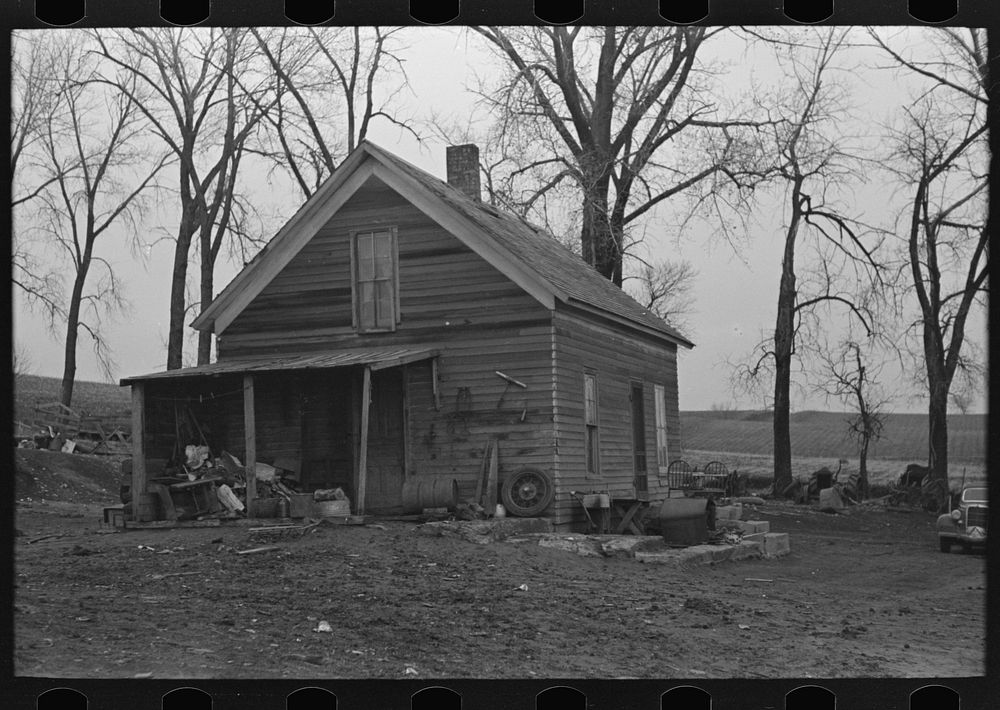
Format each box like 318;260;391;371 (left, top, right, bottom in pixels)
120;451;352;527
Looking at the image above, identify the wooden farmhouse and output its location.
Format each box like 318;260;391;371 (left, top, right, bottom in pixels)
121;142;694;530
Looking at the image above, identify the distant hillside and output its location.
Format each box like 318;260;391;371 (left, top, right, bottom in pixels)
14;374;130;423
680;410;985;464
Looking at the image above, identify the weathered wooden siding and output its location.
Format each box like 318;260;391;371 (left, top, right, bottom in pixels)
402;326;556;508
216;175;557;512
551;308;682;529
220;176;546;357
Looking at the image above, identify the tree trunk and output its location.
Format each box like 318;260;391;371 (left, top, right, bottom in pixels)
59;269;87;408
772;289;794;495
579;152;620;283
166;227;192;371
197;245;214;366
858;436;870;501
772;189;802;496
927;382;949;483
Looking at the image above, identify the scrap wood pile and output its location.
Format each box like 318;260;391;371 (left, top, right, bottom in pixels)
17;402;131;455
121;436;350;523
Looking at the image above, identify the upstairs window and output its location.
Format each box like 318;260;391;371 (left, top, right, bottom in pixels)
351;228;398;332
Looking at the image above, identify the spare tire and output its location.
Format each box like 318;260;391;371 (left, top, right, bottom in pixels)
500;468;555;517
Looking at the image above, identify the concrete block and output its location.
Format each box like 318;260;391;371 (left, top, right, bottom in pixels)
763;532;791;558
730;539;764;561
742;520;770;534
715;505;743;521
742;532;765;545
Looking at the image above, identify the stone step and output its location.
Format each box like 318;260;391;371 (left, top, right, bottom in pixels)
763;532;791;558
716;519;770;534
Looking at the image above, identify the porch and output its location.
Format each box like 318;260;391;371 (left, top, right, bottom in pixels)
120;347;438;519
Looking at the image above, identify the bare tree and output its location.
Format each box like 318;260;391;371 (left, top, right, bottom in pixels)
873;28;988;484
250;27;418;199
627;258;697;334
470;27;769;286
732;29;886;495
33;38;167;406
12;32;72;323
92;28;276;368
814;339;891;499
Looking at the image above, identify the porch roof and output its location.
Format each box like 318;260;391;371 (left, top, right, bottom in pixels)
119;347;439;385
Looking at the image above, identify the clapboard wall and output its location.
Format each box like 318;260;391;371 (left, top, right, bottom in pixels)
550;308;682;529
217;176;557;509
219;176;548;357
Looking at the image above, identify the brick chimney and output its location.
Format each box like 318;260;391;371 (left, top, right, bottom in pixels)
446;144;481;201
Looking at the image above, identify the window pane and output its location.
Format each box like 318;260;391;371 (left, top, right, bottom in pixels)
375;281;394;328
654;384;668;467
374;232;393;278
357;234;374;280
359;281;375;328
584;375;596;424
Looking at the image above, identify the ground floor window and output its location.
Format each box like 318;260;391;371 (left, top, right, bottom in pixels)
584;372;599;475
655;383;669;472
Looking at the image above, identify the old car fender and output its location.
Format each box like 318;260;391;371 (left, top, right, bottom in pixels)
936;514;958;532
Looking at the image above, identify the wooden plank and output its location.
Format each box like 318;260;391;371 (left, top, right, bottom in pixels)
356;366;372;515
484;439;498;511
125;519;221;529
474;438;489;506
130;383;147;503
244;374;257;517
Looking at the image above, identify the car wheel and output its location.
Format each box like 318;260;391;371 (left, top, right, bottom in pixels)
500;468;555;517
961;542;972;554
939;538;951;553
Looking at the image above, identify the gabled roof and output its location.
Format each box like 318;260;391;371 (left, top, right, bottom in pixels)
194;141;693;348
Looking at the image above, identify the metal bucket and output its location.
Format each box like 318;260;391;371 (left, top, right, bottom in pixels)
316;500;351;517
657;497;709;546
135;493;158;522
401;477;459;513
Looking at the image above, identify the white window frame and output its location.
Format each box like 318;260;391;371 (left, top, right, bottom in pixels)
350;227;400;333
654;383;669;473
584;372;599;476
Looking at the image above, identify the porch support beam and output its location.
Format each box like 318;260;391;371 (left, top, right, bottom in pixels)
130;383;147;516
357;366;372;515
244;374;257;517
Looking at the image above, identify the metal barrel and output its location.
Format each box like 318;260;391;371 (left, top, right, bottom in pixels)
657;497;709;546
401;477;459;513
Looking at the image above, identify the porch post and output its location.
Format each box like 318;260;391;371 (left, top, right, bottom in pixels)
357;366;372;515
243;374;257;517
130;383;147;512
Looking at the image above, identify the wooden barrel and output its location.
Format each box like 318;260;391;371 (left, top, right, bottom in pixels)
401;477;459;513
135;493;158;522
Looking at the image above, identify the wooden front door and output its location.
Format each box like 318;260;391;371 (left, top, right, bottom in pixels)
364;369;406;512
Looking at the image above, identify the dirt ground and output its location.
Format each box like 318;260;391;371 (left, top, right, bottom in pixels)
13;449;986;679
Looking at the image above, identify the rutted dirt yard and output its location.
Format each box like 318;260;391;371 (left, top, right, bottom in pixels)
14;450;986;679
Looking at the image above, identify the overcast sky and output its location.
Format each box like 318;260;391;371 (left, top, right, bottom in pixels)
12;26;988;414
